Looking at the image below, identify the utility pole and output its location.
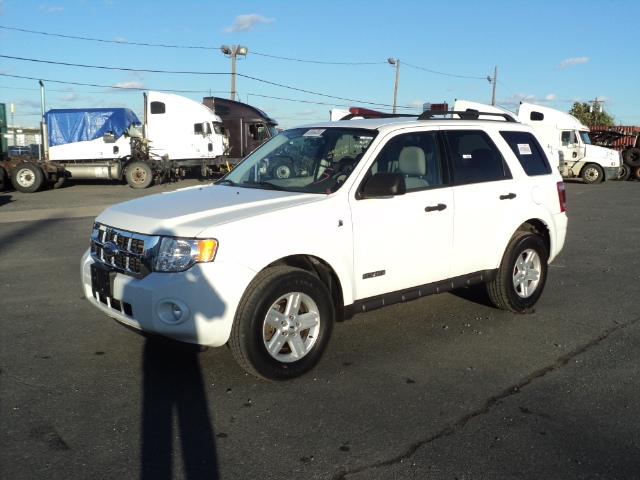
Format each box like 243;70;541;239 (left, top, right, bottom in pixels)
388;58;400;114
487;66;498;106
589;98;603;125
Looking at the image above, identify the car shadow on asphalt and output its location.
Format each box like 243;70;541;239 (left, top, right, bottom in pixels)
449;284;495;308
141;339;220;479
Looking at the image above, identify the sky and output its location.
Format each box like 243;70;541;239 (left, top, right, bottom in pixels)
1;0;639;130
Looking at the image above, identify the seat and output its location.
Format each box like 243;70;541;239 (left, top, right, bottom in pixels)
398;146;429;189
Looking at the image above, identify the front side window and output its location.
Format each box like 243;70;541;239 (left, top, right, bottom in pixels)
368;131;445;191
444;130;507;184
222;127;376;194
500;131;552;176
561;131;576;146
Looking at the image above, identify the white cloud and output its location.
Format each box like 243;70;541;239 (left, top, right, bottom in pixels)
407;100;424;107
114;37;127;43
544;94;556;101
39;4;63;12
223;14;274;33
558;57;589;68
296;109;315;115
110;81;145;90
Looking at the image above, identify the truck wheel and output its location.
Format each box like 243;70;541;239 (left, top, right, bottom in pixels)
581;164;603;184
11;162;44;193
624;148;640;167
271;158;294;179
125;161;153;189
634;166;640;181
229;266;335;381
0;168;6;191
617;164;631;181
487;231;548;314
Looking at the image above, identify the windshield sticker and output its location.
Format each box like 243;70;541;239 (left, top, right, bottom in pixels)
518;143;532;155
303;129;326;137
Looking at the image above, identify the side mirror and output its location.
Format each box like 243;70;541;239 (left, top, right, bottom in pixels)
362;172;406;198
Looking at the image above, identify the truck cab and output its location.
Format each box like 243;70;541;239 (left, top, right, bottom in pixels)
202;97;279;162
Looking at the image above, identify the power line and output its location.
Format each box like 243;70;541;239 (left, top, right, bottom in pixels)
402;61;486;80
0;55;398;108
0;25;487;74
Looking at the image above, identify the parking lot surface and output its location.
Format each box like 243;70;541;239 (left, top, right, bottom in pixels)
1;178;640;479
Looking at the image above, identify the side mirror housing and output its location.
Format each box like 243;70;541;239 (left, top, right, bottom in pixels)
362;172;406;198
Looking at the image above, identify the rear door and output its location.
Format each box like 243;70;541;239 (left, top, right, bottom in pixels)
443;128;523;277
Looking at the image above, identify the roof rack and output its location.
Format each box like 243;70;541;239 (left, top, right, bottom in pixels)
418;109;517;122
337;109;518;122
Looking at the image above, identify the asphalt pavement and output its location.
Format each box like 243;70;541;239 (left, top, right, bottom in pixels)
1;177;639;480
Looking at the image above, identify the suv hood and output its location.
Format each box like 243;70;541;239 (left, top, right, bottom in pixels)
95;184;322;237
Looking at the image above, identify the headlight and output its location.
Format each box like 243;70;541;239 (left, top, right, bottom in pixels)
154;237;218;272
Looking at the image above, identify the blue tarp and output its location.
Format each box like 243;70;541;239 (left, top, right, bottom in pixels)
45;108;141;146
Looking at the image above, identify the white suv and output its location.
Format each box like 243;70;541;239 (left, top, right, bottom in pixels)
81;110;568;380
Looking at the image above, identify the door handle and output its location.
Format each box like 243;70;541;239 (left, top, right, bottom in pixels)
500;193;517;200
425;203;447;212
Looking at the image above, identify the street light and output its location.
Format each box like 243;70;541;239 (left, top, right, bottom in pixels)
388;58;400;114
220;44;248;101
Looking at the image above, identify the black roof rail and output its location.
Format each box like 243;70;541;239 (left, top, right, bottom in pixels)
417;109;518;122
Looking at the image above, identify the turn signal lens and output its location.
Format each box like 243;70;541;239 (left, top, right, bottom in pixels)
197;239;217;262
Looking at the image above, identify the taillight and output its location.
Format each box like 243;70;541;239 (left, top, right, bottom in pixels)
557;181;567;212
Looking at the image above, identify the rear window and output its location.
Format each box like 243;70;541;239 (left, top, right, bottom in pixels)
500;131;552;176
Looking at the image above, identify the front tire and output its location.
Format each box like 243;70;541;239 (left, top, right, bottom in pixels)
581;163;603;184
125;161;154;189
11;162;44;193
617;164;631;181
624;148;640;167
487;232;548;313
229;266;335;381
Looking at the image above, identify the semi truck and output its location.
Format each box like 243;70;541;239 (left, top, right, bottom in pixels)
202;97;283;175
453;100;621;184
45;91;230;189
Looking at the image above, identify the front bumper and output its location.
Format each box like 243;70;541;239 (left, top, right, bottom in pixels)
603;166;620;181
81;249;256;347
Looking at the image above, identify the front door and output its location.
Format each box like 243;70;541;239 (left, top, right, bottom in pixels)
350;130;454;300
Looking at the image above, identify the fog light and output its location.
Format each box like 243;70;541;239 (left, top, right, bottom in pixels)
156;299;191;325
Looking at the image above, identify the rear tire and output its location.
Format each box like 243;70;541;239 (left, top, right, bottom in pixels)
580;163;603;184
125;161;153;189
487;232;548;313
229;266;335;381
634;166;640;181
11;162;44;193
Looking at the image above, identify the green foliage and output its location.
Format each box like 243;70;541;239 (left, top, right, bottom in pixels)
568;102;615;126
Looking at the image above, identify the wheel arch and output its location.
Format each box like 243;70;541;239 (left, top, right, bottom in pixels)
516;219;551;258
266;254;346;322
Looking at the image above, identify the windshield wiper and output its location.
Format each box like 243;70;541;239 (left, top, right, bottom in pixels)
243;181;287;191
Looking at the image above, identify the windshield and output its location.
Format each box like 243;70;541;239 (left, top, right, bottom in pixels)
267;125;279;137
222;127;376;193
579;130;592;145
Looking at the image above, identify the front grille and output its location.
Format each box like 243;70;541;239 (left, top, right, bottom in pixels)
91;223;160;277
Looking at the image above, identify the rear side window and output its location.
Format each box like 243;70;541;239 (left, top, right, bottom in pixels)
500;131;552;176
444;130;508;184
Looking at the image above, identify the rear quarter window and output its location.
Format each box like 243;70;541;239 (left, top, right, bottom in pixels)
500;131;552;176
